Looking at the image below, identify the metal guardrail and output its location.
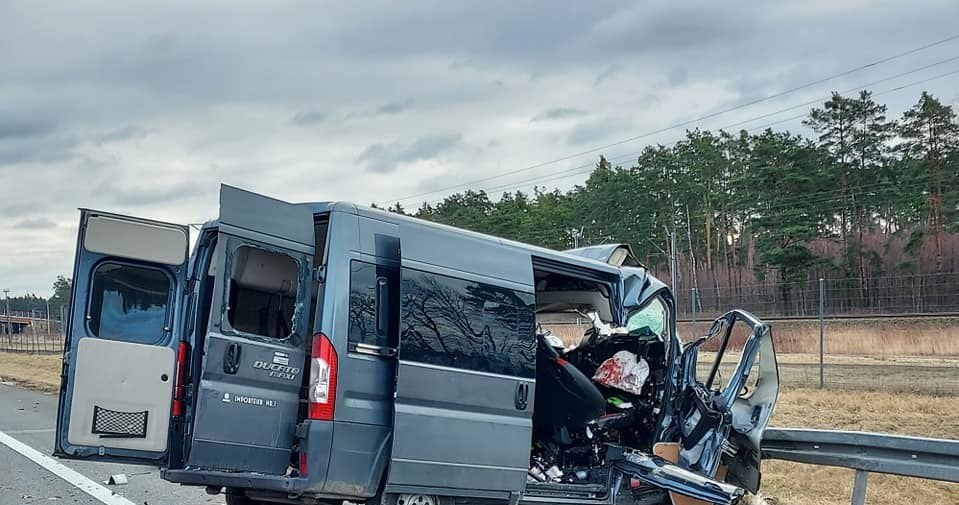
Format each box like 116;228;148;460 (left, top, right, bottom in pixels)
762;428;959;504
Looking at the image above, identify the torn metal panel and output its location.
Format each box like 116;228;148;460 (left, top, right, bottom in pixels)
613;451;744;505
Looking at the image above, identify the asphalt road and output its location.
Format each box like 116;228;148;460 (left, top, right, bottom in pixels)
0;383;217;505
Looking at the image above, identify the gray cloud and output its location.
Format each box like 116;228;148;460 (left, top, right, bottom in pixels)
0;117;58;140
2;0;959;295
1;202;46;218
375;98;416;115
97;125;148;143
0;135;77;166
567;117;634;146
668;67;689;87
104;180;210;207
290;110;326;126
13;218;57;230
359;133;462;173
594;65;621;86
531;107;588;122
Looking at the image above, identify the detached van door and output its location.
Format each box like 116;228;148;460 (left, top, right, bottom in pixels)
186;185;314;475
55;210;189;463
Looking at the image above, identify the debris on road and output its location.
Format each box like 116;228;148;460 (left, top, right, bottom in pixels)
106;473;129;485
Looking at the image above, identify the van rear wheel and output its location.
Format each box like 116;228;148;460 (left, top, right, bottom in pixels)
397;495;437;505
378;493;452;505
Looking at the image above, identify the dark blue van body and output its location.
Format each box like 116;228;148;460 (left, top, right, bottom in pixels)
54;186;778;505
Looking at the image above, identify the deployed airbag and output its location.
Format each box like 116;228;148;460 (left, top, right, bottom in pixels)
592;351;649;395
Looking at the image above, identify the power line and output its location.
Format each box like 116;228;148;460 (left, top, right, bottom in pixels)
742;67;959;132
379;32;959;206
412;64;959;206
723;56;959;131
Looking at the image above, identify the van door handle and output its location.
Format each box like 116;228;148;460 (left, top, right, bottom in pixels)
515;383;529;410
375;276;389;334
223;342;241;375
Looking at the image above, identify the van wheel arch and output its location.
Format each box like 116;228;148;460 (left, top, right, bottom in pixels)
371;492;454;505
225;488;345;505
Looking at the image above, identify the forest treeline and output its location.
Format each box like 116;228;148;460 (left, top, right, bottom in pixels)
8;92;958;315
380;91;959;299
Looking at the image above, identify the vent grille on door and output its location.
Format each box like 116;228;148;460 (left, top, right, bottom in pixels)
91;406;149;438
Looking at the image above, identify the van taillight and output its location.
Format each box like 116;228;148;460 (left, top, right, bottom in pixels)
172;341;189;417
299;451;308;476
308;333;337;420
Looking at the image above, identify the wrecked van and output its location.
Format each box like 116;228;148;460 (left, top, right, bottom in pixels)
54;185;778;505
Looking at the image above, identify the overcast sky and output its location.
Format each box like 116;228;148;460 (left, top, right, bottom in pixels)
2;0;959;296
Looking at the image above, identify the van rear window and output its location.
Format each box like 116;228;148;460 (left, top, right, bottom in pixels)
400;269;536;378
88;263;171;344
225;245;300;340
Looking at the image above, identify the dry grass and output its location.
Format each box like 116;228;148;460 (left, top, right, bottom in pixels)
0;351;62;391
1;353;956;504
679;316;959;357
764;388;959;505
549;316;959;358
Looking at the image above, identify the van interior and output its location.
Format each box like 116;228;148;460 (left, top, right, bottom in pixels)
529;266;669;497
226;246;299;339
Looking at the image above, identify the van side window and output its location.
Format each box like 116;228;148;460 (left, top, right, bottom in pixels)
400;269;536;378
225;245;300;340
88;262;171;344
349;260;398;349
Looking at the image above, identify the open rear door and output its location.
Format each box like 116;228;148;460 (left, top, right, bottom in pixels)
55;210;189;464
185;185;315;475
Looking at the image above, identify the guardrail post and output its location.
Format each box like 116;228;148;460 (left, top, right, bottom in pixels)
819;277;825;388
851;470;868;505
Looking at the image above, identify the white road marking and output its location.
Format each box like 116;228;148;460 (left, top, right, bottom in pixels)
0;430;137;505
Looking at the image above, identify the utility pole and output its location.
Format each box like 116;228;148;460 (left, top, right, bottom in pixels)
669;232;678;292
46;298;51;333
53;294;62;335
571;227;584;249
647;234;677;291
2;289;9;336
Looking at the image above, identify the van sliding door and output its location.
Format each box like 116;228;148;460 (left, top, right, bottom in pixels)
388;249;536;499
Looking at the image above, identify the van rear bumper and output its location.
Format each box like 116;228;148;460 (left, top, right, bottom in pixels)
163;419;336;496
161;468;307;493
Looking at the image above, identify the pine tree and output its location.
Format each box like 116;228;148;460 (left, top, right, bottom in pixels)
898;92;959;272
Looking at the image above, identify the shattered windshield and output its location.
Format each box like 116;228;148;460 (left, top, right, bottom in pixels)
626;296;668;341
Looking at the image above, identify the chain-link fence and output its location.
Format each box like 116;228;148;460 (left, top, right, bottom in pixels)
0;311;64;354
0;332;64;353
675;272;959;321
667;273;959;394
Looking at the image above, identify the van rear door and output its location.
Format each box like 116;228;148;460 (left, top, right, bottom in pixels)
186;185;315;475
55;210;189;464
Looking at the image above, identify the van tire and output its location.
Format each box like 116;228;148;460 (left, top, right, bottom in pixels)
374;493;453;505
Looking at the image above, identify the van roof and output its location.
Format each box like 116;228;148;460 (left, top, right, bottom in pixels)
301;200;623;276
